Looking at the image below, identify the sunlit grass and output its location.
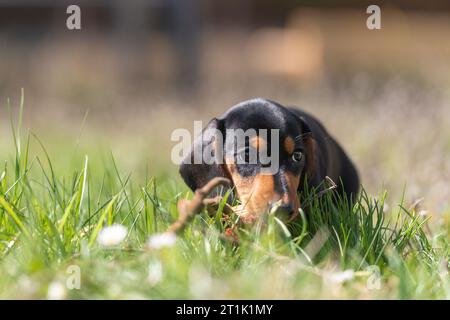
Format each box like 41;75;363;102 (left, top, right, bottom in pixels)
0;94;448;299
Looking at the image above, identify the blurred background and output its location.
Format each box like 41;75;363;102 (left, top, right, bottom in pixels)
0;0;449;219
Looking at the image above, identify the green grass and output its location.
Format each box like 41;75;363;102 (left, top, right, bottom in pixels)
0;95;448;299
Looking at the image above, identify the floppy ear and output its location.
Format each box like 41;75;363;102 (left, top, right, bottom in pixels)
179;118;228;191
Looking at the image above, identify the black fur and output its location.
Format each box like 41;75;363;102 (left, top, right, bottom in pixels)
179;98;359;209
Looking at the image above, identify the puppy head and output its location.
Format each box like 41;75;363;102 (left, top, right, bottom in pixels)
179;98;317;222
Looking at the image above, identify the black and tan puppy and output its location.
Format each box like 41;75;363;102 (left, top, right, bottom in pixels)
179;98;359;222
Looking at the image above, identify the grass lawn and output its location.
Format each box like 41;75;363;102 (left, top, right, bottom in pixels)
0;96;448;299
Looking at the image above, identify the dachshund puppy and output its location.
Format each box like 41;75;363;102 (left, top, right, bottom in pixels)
179;98;359;222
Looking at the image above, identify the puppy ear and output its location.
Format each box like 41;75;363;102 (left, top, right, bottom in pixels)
179;118;228;191
298;116;312;135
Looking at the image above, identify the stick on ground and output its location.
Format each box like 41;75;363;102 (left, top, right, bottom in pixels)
166;177;232;234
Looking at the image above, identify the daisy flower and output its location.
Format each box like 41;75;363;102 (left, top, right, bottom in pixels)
97;224;128;247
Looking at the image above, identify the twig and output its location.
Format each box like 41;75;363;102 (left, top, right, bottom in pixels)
166;177;231;234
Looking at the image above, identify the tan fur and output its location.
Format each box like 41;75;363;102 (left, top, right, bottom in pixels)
284;136;295;154
224;159;279;221
250;135;266;151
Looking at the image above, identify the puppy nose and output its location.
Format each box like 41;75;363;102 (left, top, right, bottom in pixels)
274;203;295;216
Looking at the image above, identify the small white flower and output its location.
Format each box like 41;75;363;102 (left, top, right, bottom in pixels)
97;224;128;247
326;269;355;284
147;232;177;250
47;281;67;300
148;260;163;286
418;210;428;218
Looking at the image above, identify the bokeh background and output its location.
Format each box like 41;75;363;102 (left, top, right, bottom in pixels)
0;0;449;222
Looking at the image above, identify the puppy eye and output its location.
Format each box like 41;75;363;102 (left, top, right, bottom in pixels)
292;151;303;162
237;148;250;163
